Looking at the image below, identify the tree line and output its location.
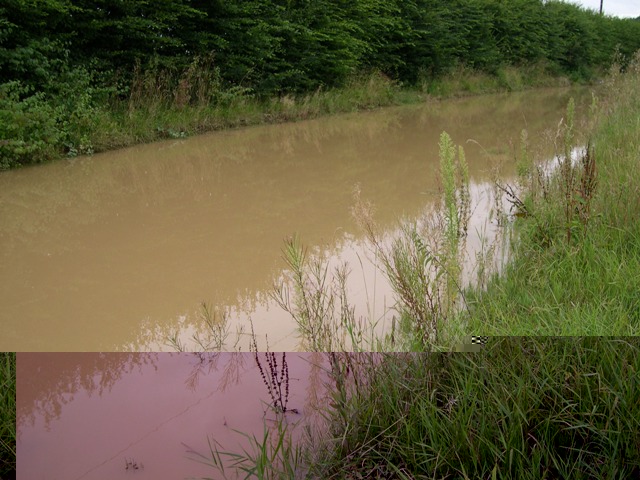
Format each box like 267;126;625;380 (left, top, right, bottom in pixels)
2;0;640;97
1;0;639;169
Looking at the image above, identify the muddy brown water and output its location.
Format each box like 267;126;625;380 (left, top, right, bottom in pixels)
17;352;330;480
0;88;590;351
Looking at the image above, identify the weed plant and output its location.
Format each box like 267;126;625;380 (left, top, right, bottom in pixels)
250;346;291;414
185;418;305;480
272;236;375;352
0;352;15;478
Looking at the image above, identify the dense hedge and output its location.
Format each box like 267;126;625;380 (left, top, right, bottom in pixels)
3;0;639;96
1;0;639;168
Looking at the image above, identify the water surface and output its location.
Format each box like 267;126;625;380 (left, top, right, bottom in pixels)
0;88;589;350
17;352;328;479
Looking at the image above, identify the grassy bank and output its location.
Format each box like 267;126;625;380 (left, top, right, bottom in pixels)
1;63;566;170
0;352;15;479
309;339;640;479
463;54;640;336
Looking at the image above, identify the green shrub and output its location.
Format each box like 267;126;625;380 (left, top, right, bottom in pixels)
0;81;62;169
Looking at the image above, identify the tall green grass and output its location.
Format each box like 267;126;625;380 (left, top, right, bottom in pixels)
0;352;16;478
422;62;567;98
464;53;640;336
310;339;640;479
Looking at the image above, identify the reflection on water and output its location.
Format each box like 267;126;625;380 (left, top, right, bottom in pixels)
17;352;329;480
0;88;590;350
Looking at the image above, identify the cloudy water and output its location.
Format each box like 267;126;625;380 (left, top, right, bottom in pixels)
0;88;590;350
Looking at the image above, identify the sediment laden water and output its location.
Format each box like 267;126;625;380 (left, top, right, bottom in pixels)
0;88;591;351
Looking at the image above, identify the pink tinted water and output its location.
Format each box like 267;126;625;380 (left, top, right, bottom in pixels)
17;352;329;480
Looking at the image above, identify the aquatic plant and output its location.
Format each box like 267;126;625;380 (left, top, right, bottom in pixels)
251;347;291;414
124;457;143;471
185;416;305;480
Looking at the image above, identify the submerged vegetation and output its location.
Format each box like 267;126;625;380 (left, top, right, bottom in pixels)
0;352;16;479
2;0;640;169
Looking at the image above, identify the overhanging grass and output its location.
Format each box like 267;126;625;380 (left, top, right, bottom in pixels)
466;231;640;335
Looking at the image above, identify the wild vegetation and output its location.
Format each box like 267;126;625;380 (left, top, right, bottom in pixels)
2;0;640;169
264;50;640;353
189;339;640;479
0;352;16;479
310;339;640;479
173;53;639;354
175;60;640;478
464;53;640;336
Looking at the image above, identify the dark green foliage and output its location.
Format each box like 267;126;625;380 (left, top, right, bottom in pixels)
0;82;60;168
2;0;640;168
0;352;15;478
3;0;639;93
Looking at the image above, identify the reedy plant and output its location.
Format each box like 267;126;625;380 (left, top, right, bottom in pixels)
352;131;471;349
272;236;372;352
439;132;470;317
185;418;305;480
